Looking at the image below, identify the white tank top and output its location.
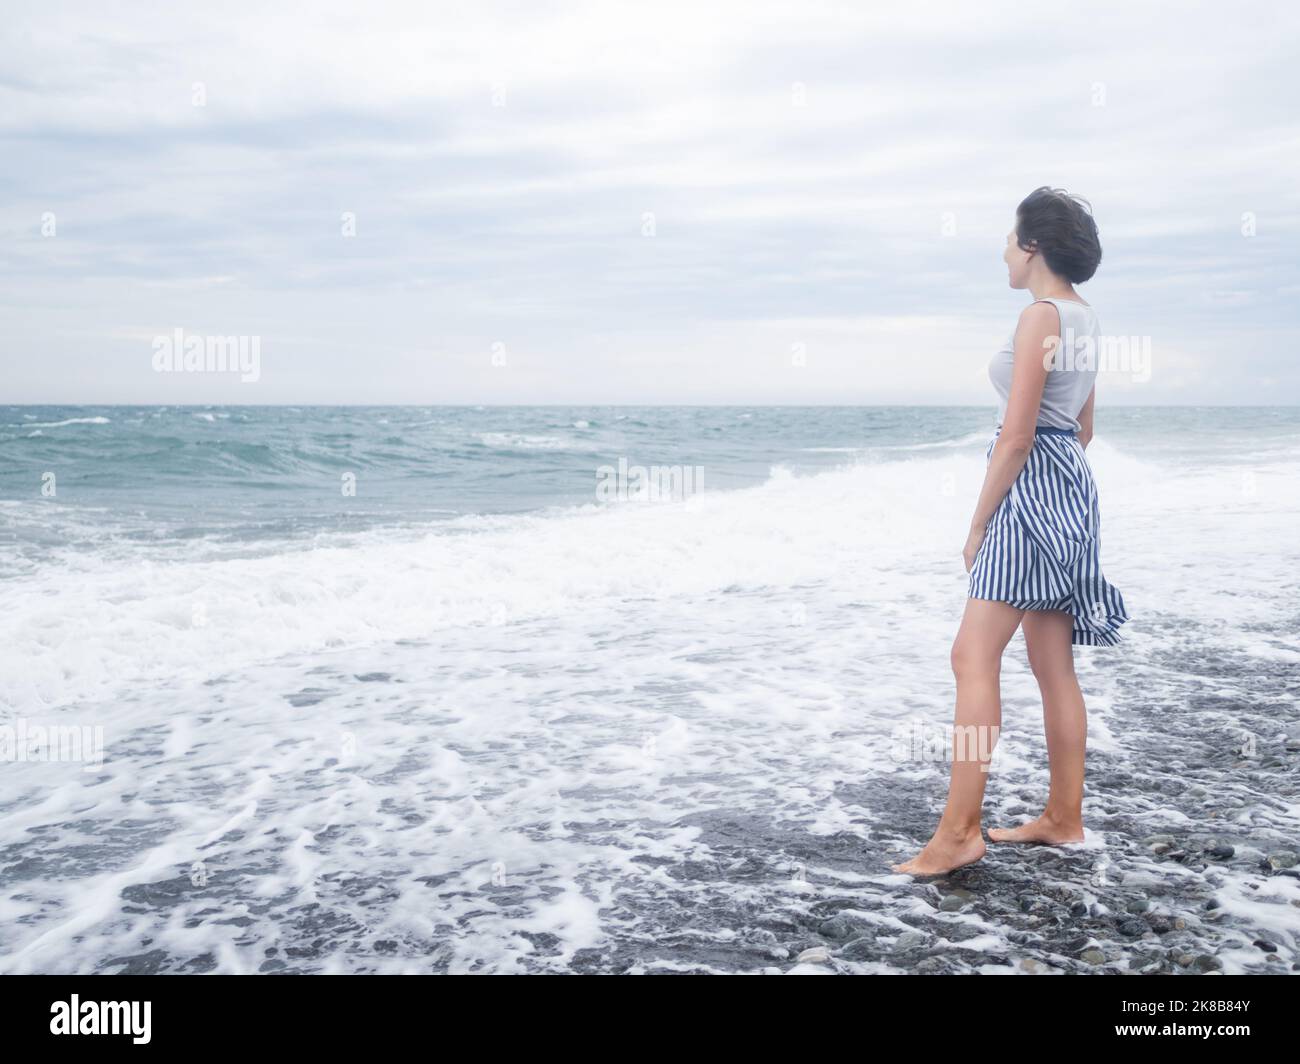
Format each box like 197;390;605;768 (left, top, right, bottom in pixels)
989;298;1099;431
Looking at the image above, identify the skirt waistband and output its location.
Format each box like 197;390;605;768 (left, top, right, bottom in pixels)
995;424;1077;437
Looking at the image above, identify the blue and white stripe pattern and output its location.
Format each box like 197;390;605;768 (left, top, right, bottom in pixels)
968;426;1128;646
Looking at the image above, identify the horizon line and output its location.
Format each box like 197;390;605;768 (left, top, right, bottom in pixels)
5;401;1299;409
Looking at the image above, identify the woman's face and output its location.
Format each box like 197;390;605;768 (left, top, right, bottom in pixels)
1003;225;1034;289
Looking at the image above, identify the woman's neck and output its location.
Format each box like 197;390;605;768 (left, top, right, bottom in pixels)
1030;280;1081;302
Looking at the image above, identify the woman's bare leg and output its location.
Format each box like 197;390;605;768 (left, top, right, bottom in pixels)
891;598;1025;875
988;609;1086;844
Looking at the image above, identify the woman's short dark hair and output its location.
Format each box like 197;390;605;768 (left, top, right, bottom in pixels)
1015;186;1102;284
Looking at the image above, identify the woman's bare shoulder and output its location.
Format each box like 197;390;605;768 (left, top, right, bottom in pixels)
1013;300;1060;341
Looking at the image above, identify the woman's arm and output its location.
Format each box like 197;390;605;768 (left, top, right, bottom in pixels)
963;301;1057;571
1076;383;1095;449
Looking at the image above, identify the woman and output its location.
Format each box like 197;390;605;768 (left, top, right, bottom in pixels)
892;186;1128;876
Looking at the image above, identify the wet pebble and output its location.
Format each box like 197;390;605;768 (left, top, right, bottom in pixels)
838;936;878;961
818;916;856;940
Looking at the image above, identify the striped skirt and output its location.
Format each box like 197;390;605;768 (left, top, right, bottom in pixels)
968;426;1128;646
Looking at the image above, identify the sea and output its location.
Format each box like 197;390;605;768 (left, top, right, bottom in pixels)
1;404;1297;973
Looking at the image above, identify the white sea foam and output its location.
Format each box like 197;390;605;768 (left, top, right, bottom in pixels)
476;431;577;451
0;440;1293;714
22;416;112;428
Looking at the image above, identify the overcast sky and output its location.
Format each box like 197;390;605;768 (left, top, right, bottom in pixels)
2;0;1297;405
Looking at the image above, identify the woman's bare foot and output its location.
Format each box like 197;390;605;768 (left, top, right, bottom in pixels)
891;828;987;876
988;812;1084;845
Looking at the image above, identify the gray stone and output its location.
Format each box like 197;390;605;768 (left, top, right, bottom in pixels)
838;936;878;961
818;916;855;940
893;930;927;952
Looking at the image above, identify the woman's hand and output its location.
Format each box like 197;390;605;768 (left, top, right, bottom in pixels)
963;525;987;573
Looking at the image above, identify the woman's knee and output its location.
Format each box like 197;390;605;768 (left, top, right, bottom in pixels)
950;638;999;681
1027;646;1076;685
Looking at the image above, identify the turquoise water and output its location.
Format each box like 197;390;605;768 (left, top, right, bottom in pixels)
3;404;1296;569
0;404;990;573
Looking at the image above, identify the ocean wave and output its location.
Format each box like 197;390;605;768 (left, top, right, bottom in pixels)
0;452;990;710
875;430;991;451
23;416;112;429
4;437;1244;716
475;431;592;452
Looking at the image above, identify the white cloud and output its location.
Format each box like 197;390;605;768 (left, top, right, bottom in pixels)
1;0;1297;403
